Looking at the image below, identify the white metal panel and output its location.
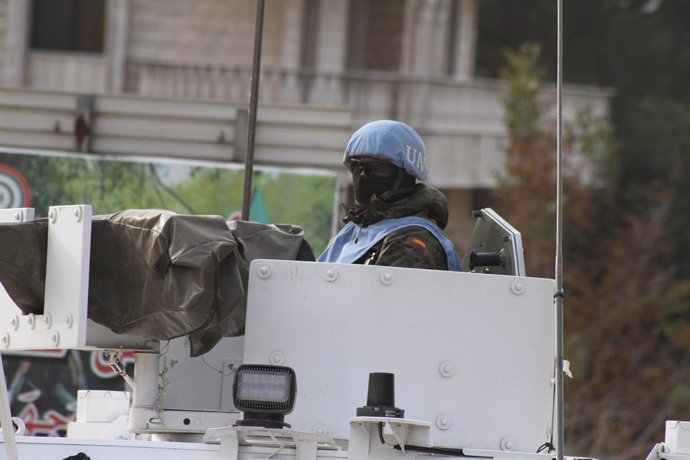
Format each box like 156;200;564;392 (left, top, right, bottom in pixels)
0;208;33;223
2;434;351;459
0;205;90;349
244;260;556;452
0;205;153;351
159;336;244;412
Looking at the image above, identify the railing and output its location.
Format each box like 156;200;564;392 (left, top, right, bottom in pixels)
1;57;614;189
0;87;351;165
26;52;106;94
126;58;613;129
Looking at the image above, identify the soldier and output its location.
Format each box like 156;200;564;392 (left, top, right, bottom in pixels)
318;120;461;270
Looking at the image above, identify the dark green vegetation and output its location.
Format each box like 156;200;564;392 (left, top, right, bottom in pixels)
479;0;690;275
0;153;335;253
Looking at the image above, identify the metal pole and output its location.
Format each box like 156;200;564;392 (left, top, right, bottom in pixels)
0;355;19;460
555;0;565;460
241;0;266;221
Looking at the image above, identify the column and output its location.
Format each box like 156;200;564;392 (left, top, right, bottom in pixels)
453;0;477;80
4;0;30;87
281;0;304;70
401;0;451;76
105;0;129;93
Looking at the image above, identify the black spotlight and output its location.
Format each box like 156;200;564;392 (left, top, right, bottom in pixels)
356;372;404;418
233;364;297;429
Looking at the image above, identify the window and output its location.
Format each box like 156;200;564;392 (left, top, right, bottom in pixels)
347;0;405;71
30;0;106;53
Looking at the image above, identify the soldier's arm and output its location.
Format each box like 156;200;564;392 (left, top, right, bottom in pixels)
374;226;448;270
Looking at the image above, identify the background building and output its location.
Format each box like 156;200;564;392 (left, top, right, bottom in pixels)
0;0;612;250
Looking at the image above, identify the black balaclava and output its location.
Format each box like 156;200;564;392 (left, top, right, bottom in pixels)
351;161;416;206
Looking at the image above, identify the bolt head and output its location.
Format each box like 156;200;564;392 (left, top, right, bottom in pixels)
325;268;338;282
379;271;394;285
257;264;272;279
435;414;452;430
269;350;285;365
500;437;516;451
510;279;526;295
439;360;455;377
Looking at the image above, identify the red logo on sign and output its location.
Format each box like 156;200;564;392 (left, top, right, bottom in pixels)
0;164;31;208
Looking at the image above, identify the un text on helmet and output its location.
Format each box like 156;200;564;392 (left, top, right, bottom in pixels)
405;144;427;173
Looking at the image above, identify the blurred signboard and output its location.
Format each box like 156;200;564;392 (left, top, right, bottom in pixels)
0;146;337;435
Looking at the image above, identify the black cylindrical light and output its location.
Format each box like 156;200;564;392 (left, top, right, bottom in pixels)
366;372;395;407
356;372;404;418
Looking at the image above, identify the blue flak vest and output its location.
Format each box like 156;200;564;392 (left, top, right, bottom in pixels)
318;216;462;271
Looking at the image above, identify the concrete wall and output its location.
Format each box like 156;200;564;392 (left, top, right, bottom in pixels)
0;87;350;163
315;0;348;72
128;0;287;66
0;0;6;83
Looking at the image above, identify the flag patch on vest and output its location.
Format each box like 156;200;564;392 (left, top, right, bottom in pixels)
409;237;427;249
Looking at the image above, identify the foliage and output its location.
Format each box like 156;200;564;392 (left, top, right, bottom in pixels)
497;45;690;460
0;153;336;254
478;0;690;277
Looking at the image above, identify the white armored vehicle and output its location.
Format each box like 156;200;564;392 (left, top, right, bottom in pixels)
0;1;687;459
0;203;569;460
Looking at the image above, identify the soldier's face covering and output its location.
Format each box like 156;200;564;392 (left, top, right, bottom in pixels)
347;159;401;205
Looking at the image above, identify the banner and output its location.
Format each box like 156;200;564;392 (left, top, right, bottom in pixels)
0;147;337;253
0;146;338;435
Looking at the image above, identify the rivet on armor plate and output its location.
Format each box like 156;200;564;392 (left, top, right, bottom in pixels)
379;272;394;285
257;264;272;279
435;414;452;430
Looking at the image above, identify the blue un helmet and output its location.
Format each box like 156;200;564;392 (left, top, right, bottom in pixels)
343;120;429;181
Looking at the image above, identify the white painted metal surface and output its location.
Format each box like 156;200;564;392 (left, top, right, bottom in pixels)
43;205;92;348
0;207;33;222
0;205;153;350
349;417;432;459
244;260;557;452
644;422;690;460
0;204;615;459
666;421;690;455
0;205;91;349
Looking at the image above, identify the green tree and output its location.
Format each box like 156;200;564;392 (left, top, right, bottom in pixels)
477;0;690;276
498;44;690;460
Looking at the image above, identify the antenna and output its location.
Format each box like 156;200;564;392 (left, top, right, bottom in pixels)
554;0;565;460
241;0;266;221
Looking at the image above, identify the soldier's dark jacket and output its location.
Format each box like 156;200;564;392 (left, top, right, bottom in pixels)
343;183;453;270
